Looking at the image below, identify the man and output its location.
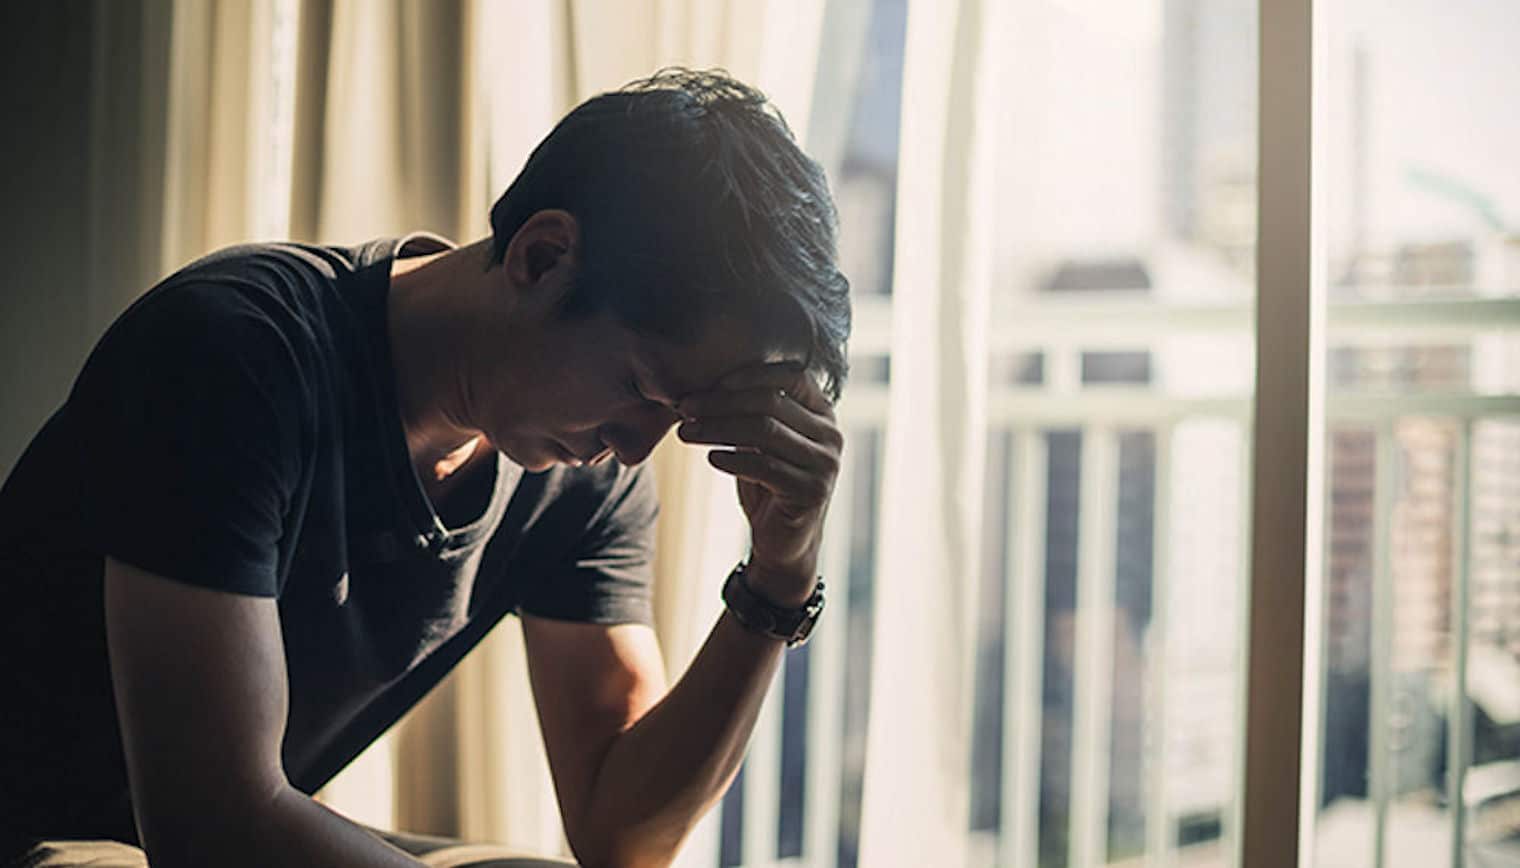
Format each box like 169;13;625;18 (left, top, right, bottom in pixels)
0;69;850;867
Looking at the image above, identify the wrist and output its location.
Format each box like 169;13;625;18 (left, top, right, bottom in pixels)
722;561;827;648
743;558;817;609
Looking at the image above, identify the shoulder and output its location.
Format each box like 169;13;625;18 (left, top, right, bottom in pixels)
75;284;308;415
168;239;362;289
74;241;357;407
101;239;360;343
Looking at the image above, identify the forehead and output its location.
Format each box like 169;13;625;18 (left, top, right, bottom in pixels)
632;314;803;401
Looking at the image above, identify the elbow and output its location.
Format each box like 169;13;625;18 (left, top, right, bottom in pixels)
568;817;689;868
574;840;677;868
139;818;235;868
136;775;289;868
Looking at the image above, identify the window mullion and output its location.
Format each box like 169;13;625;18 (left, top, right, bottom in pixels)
1241;1;1326;867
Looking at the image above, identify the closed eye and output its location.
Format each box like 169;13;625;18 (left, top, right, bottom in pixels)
626;376;648;402
628;375;680;414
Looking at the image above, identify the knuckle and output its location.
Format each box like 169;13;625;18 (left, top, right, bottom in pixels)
806;477;830;502
823;426;844;450
821;452;841;478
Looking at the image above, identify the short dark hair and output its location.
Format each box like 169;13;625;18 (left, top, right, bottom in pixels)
488;68;850;402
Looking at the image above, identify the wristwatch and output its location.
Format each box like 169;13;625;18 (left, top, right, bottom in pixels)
721;561;826;648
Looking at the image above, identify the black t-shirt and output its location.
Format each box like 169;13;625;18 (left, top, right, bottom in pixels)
0;233;658;853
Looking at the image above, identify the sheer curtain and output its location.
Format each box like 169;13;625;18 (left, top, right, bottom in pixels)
855;0;995;863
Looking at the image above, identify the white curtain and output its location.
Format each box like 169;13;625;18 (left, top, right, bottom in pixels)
857;0;996;864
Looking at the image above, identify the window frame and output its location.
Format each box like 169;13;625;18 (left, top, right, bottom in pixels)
1240;0;1324;867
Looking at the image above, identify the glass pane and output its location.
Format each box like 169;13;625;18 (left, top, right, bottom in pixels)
970;0;1257;865
1317;1;1520;866
1325;2;1520;302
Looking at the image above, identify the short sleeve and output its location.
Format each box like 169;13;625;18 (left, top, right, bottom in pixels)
76;285;308;597
517;462;659;626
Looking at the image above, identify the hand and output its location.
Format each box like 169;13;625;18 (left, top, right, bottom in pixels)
676;362;844;606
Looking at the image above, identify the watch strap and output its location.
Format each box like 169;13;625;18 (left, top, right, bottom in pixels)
721;562;825;648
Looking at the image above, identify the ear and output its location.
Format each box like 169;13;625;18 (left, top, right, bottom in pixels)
501;209;580;292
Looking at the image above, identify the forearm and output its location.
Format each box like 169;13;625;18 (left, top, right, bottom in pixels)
144;783;426;868
565;362;841;866
577;608;790;866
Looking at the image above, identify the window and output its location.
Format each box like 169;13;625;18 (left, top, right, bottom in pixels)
699;1;1519;866
970;2;1256;865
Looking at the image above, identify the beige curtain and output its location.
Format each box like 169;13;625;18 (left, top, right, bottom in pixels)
150;0;827;857
145;0;831;858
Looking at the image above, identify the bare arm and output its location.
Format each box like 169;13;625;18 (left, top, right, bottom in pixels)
525;362;841;867
105;557;429;868
524;609;794;867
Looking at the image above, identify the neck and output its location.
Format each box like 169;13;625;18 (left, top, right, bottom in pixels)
386;239;494;468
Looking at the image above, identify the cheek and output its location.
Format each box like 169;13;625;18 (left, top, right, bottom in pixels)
542;382;627;433
508;321;636;430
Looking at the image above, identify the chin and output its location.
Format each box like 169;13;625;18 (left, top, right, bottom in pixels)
519;449;561;473
490;436;555;473
497;432;591;472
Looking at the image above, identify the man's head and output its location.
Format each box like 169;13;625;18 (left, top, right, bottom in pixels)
489;68;849;397
468;68;851;471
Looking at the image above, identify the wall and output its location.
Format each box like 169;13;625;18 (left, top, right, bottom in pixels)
0;1;172;475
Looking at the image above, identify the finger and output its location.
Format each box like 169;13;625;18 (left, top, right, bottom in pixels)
717;362;833;416
677;414;837;473
707;449;832;505
678;387;841;449
718;360;803;390
782;371;833;416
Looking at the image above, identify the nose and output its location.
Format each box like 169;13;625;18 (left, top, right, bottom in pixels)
602;405;682;466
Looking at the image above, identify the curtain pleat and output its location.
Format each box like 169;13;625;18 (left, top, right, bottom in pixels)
856;0;995;863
